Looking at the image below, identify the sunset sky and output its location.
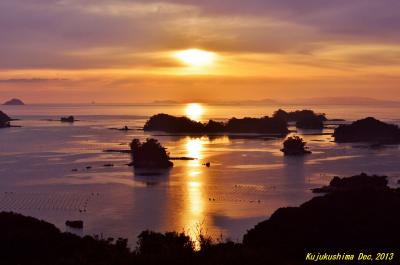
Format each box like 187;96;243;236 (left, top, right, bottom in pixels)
1;0;399;103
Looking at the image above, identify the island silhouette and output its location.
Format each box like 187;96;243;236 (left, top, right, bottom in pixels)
144;113;289;134
334;117;400;144
281;136;312;155
3;98;25;105
273;109;326;129
0;111;11;127
143;109;329;135
130;138;173;168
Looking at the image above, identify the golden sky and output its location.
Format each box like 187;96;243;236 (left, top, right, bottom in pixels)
0;0;399;103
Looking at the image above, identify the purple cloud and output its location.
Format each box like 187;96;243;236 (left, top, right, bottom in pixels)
0;0;399;70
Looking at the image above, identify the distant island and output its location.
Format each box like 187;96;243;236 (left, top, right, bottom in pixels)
3;98;25;105
333;117;400;144
144;113;289;135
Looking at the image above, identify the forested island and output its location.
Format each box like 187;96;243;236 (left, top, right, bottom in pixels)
272;109;326;129
130;138;174;168
333;117;400;143
143;109;327;135
281;136;312;155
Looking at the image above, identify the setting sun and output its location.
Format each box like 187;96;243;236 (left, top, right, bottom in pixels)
175;49;215;66
185;103;204;121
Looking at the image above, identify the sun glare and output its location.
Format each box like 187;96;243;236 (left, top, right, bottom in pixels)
185;103;204;121
175;49;215;67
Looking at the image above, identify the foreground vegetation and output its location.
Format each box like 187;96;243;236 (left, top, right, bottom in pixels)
1;173;400;265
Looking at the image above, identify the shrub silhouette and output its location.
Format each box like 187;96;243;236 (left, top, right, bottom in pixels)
281;136;311;155
130;138;173;168
135;230;194;264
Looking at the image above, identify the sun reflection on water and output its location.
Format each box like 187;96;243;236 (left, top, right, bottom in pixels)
187;181;203;215
186;138;203;161
184;137;206;246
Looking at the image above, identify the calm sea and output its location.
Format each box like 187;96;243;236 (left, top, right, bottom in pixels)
0;103;399;245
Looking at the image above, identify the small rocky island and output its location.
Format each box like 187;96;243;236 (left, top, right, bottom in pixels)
3;98;25;105
143;113;289;135
273;109;326;129
333;117;400;143
281;136;311;155
130;138;173;168
60;116;75;123
0;111;11;127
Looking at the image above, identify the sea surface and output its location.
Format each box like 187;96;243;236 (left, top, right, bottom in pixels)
0;103;399;245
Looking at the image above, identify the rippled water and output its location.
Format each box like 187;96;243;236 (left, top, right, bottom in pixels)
0;103;399;245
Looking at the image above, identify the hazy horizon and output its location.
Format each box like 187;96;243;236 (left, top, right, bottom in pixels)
2;96;400;106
